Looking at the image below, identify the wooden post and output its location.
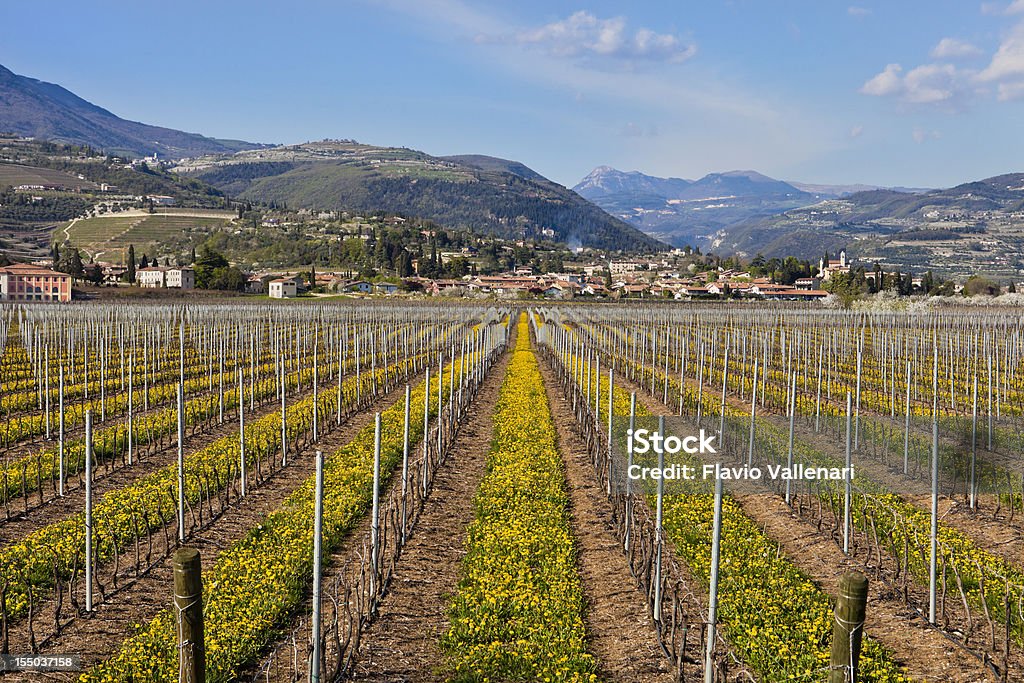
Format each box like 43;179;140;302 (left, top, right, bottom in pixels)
401;385;411;540
785;372;796;506
310;451;324;682
747;356;758;467
422;367;430;498
828;571;868;683
623;393;636;548
177;383;186;543
653;412;665;622
843;392;852;555
58;364;65;497
704;474;724;683
280;364;287;467
128;352;134;466
85;409;94;612
370;413;382;593
239;367;246;498
173;548;205;683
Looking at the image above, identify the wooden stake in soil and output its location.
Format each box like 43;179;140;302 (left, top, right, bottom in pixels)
828;571;868;683
239;366;246;498
401;384;411;540
58;364;65;497
84;409;94;612
705;474;724;683
173;547;205;683
843;392;852;555
177;382;186;543
310;450;324;683
371;412;382;594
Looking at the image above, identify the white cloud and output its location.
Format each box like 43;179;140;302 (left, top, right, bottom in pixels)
912;128;941;143
982;0;1024;15
849;124;865;138
861;14;1024;109
979;21;1024;81
861;62;979;108
997;79;1024;99
495;11;697;63
903;63;972;103
931;37;983;59
860;63;905;96
847;6;872;17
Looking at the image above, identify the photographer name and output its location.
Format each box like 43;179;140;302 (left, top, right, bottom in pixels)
628;462;856;482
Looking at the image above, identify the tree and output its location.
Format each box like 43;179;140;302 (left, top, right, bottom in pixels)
51;242;60;264
398;251;414;277
922;270;935;294
56;247;84;278
84;263;103;285
963;275;1000;296
1009;281;1018;294
139;254;149;269
193;246;230;289
205;266;246;291
126;244;136;284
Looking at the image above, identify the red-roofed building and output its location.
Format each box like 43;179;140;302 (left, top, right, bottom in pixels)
0;263;72;302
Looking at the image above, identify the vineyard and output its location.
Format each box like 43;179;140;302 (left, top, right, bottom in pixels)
0;301;1021;681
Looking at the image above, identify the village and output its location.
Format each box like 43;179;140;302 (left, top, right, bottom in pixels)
0;251;845;302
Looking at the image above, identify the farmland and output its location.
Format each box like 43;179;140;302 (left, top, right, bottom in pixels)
60;209;236;261
0;163;98;190
0;300;1021;682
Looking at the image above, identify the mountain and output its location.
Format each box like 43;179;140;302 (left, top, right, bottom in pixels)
178;141;664;252
715;172;1024;279
574;166;692;200
440;154;546;181
574;166;814;247
0;64;265;159
674;170;806;201
786;181;930;197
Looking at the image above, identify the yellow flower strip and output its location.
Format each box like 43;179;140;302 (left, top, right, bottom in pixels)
80;351;472;682
442;315;596;682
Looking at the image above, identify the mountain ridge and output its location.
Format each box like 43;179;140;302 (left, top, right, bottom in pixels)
0;64;267;158
178;141;665;251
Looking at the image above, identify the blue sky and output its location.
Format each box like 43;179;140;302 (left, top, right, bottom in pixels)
5;1;1024;188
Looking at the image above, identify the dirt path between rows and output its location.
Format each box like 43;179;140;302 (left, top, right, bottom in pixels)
347;339;512;682
537;358;676;682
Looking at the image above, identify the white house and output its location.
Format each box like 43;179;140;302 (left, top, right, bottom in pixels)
137;267;195;289
166;267;195;289
269;278;299;298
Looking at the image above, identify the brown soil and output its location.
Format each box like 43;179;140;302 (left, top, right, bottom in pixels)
537;357;675;682
736;493;995;683
2;380;413;676
346;336;512;682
